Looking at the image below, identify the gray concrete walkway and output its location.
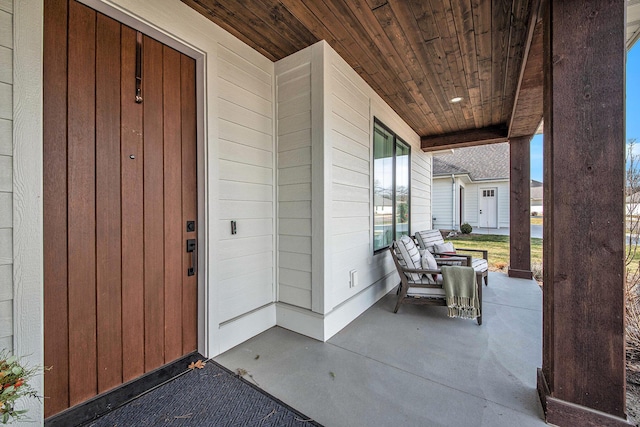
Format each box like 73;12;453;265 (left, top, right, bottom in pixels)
215;272;545;427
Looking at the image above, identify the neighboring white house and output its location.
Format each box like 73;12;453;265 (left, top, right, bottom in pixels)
627;192;640;216
531;180;544;215
4;1;434;420
432;143;510;231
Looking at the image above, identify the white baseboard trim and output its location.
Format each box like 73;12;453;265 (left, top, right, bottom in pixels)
216;303;276;355
276;273;397;341
323;273;396;340
276;302;325;341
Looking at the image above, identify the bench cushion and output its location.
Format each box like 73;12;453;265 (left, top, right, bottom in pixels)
395;235;422;281
471;258;488;273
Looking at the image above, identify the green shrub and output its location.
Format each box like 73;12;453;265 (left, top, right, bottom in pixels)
460;223;472;234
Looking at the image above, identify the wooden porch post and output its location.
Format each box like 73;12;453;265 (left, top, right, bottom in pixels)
537;0;629;426
509;136;533;279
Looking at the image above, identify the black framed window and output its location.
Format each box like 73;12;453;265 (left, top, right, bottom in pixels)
373;119;410;252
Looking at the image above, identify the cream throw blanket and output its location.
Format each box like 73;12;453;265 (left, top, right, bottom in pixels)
441;265;480;319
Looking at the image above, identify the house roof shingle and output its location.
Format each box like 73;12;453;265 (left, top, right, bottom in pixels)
432;143;510;181
530;180;543;200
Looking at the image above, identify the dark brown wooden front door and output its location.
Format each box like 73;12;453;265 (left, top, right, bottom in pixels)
43;0;198;417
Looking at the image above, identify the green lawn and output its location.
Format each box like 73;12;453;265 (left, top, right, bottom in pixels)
530;217;543;226
446;232;640;282
447;233;543;272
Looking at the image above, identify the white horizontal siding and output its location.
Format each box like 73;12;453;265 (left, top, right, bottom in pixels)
218;218;273;239
219;159;273;186
0;10;11;50
0;0;10;354
0;85;9;123
0;1;11;14
462;181;509;228
219;139;272;168
279;235;311;254
328;58;371;306
432;179;454;230
276;57;312;309
219;119;272;150
465;183;480;225
411;154;432;233
0;300;11;346
0;119;10;156
322;46;432;309
0;46;10;85
216;40;275;323
497;181;510;228
218;269;274;321
217;235;273;261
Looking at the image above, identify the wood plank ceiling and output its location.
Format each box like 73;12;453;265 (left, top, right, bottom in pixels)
182;0;545;151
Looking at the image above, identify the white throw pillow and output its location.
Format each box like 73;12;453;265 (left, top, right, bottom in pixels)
434;242;456;254
421;249;438;270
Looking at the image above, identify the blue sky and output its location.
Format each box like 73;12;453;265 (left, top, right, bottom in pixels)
530;44;639;182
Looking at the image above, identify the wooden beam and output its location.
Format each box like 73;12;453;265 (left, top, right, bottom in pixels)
508;135;532;279
539;0;629;425
508;0;543;138
420;125;508;151
509;20;544;138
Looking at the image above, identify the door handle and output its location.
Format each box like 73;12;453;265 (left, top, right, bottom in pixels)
479;210;483;214
186;239;196;276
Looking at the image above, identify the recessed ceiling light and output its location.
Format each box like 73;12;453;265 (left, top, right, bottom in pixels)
450;97;463;103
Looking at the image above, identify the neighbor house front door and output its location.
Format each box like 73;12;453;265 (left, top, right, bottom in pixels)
43;0;198;417
478;187;497;228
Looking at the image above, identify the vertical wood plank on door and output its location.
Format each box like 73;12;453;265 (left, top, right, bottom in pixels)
67;0;97;405
43;0;69;417
163;45;183;362
181;54;197;353
95;13;123;393
143;35;165;371
120;26;145;382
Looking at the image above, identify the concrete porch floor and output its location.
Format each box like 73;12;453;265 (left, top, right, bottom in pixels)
214;272;546;427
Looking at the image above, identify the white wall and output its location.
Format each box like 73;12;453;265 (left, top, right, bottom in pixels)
433;178;510;230
496;181;510;228
327;43;432;318
464;181;510;228
465;183;479;225
275;46;313;310
275;42;432;340
327;48;372;308
432;177;454;230
215;43;275;324
0;0;12;354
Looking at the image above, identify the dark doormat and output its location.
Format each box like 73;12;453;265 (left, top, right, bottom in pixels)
83;360;322;427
